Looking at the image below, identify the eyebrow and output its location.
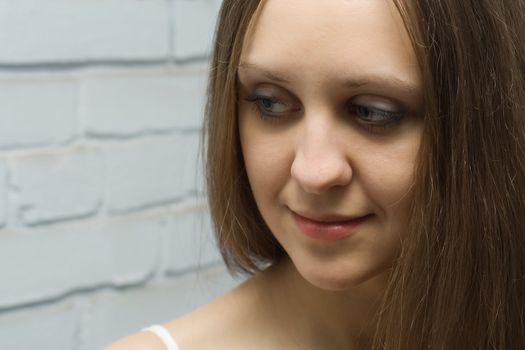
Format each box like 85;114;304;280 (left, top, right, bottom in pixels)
238;61;420;95
238;62;291;83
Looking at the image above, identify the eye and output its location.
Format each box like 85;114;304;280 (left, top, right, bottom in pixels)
244;94;300;121
347;98;407;131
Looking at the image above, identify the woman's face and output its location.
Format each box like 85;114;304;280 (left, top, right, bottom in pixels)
238;0;423;291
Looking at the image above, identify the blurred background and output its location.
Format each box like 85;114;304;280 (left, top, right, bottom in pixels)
0;0;242;349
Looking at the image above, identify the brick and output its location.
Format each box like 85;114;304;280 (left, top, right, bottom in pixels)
173;0;222;59
0;216;162;308
0;160;7;226
10;148;104;225
166;209;222;273
0;79;77;149
82;70;207;137
106;136;197;213
0;301;77;350
84;265;239;350
0;0;170;63
180;132;205;195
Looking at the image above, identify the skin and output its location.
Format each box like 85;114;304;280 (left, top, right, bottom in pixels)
105;1;424;349
237;0;424;347
239;0;423;293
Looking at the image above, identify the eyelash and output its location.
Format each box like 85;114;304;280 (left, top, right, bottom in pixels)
244;96;294;123
243;95;406;131
347;104;405;131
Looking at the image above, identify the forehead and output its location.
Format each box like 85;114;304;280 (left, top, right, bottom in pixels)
240;0;420;87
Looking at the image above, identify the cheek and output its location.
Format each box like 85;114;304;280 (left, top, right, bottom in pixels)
359;139;419;218
239;118;292;205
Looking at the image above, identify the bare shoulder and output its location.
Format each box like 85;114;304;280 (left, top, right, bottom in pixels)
164;277;265;349
100;291;240;350
102;275;263;350
102;331;166;350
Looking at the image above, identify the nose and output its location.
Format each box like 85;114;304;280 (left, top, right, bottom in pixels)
290;120;352;194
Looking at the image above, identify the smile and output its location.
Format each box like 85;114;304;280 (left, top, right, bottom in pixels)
290;210;373;241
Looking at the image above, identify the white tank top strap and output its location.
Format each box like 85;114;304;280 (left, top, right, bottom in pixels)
141;325;181;350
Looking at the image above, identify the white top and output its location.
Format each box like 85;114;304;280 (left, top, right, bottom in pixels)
141;325;181;350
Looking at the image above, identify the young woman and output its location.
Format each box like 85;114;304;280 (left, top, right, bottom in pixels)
106;0;525;349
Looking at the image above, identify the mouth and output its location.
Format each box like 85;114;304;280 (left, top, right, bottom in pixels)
290;209;373;241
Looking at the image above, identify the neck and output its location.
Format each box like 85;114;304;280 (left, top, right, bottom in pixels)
256;257;388;349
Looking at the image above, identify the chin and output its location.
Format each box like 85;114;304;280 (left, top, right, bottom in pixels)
296;261;391;292
306;273;373;292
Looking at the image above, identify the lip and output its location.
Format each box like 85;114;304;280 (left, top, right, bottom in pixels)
290;210;372;241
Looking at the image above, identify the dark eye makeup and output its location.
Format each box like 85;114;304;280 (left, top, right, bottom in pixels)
243;94;300;121
242;90;410;132
347;103;406;130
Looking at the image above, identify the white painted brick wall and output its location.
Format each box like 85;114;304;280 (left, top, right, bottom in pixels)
173;0;223;59
0;0;171;63
0;160;7;226
0;301;78;350
180;131;205;195
0;1;242;349
166;210;221;273
82;265;238;350
82;70;207;136
0;78;78;149
106;136;190;213
10;147;105;226
0;216;163;308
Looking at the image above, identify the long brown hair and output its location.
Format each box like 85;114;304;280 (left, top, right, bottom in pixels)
374;0;525;348
204;0;525;348
204;0;286;276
